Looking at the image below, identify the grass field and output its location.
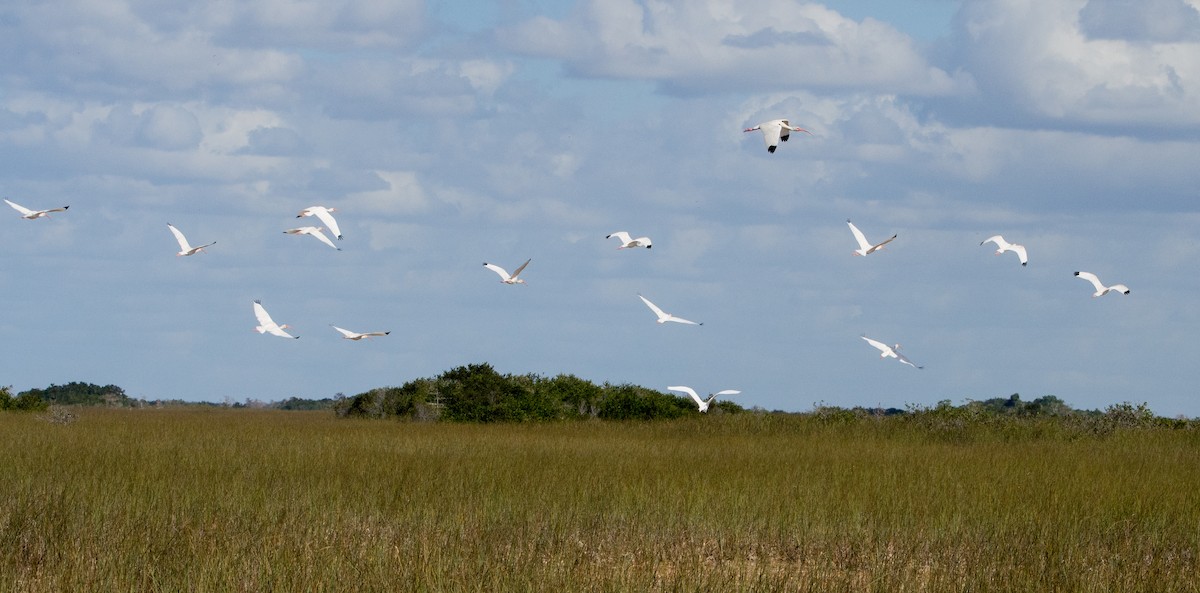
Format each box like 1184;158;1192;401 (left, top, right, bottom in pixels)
1;408;1197;592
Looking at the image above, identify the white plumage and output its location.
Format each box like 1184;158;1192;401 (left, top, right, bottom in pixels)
743;119;811;153
847;219;897;256
861;335;922;369
667;386;741;413
606;231;652;249
253;300;298;339
331;325;390;340
284;226;340;251
297;206;342;240
483;259;531;284
5;198;69;220
1074;271;1130;297
981;235;1028;266
167;223;216;256
638;294;701;326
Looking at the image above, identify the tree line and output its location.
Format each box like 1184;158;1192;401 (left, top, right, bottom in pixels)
332;363;743;422
3;375;1192;428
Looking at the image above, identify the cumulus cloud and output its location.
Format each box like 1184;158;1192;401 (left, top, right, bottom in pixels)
497;0;967;96
345;170;430;214
237;126;305;156
1079;0;1200;42
202;0;427;49
0;1;303;101
309;58;514;119
956;0;1200;127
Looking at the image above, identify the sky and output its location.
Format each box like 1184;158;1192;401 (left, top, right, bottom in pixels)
2;0;1199;416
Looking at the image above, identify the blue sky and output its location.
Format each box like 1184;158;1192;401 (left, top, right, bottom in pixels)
2;0;1199;416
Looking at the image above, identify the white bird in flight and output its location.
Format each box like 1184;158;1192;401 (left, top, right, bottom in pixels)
4;198;69;220
638;294;702;326
330;325;390;340
483;259;531;284
861;335;923;369
167;223;216;256
981;235;1028;266
297;206;342;240
1074;271;1130;297
253;300;298;339
667;386;741;413
606;231;652;249
284;226;340;251
743;119;812;153
847;219;897;256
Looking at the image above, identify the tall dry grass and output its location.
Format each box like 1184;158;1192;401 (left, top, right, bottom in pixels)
1;408;1196;591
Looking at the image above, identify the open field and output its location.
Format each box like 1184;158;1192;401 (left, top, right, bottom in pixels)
2;408;1198;592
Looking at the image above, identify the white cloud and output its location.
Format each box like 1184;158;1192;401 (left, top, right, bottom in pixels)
201;0;427;49
498;0;968;96
345;171;430;215
1079;0;1200;42
958;0;1200;126
3;2;303;98
310;58;514;119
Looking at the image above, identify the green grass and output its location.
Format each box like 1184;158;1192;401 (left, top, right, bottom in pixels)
1;409;1197;591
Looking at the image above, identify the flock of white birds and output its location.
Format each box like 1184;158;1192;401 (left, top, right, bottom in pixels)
3;121;1132;412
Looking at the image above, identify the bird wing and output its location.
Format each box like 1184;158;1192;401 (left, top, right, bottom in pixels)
1109;284;1130;294
1011;244;1028;265
761;121;783;150
607;231;632;244
266;325;298;339
483;263;511;280
981;235;1006;249
361;331;390;337
4;199;35;216
308;228;339;250
638;295;668;320
665;315;701;326
713;390;741;397
167;224;192;251
633;236;652;247
896;352;923;369
1075;271;1105;292
253;301;277;327
311;208;342;239
861;335;890;354
509;259;531;280
667;386;704;407
847;220;872;251
869;234;898;253
330;325;358;339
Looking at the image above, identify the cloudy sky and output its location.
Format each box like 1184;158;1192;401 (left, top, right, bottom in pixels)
2;0;1198;416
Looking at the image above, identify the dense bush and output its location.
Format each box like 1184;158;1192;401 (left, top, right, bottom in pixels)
332;363;740;422
0;386;49;412
18;382;131;407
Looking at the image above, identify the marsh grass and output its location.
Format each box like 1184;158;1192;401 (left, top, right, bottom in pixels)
1;409;1197;591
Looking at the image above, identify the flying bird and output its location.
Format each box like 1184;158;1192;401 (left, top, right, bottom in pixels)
284;226;340;251
981;235;1028;266
606;231;652;249
638;294;702;326
861;335;923;369
1074;271;1130;297
847;219;898;256
483;259;531;284
297;206;342;240
167;223;216;256
667;386;741;413
330;325;390;340
4;198;69;220
253;300;298;339
743;119;812;153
